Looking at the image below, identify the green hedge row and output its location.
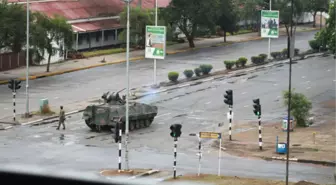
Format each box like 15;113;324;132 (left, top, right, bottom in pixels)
223;57;247;70
271;48;300;59
168;64;213;82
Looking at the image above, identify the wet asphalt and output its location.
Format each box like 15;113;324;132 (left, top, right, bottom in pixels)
0;31;316;119
0;55;335;184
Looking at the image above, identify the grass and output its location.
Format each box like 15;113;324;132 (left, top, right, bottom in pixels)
226;29;254;36
82;48;126;58
167;174;322;185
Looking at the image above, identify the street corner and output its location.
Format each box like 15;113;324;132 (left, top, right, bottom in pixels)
0;124;13;130
99;168;154;178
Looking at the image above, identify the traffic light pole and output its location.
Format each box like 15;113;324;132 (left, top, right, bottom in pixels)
173;137;177;179
197;135;202;176
229;105;232;141
13;86;16;122
118;126;122;172
258;114;263;150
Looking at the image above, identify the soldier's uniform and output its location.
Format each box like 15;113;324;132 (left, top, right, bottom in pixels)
57;106;66;130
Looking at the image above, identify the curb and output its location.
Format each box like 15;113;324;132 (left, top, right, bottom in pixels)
268;156;336;166
0;125;13;130
129;169;160;179
21;109;84;126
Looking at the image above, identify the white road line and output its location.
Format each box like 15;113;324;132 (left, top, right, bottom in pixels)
156;112;171;118
273;83;278;86
333;80;336;82
243;105;249;108
178;84;190;88
302;76;306;78
172;97;179;101
3;107;8;110
327;69;331;72
306;87;311;89
305;81;310;83
276;95;281;98
205;101;211;105
54;97;59;99
241;92;247;95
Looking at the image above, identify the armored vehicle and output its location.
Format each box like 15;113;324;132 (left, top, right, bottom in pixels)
82;89;158;132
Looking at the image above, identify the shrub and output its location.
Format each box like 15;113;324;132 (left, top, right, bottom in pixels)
183;69;194;78
259;54;268;61
294;48;300;56
309;40;320;51
238;57;247;67
194;68;202;77
251;56;263;64
281;48;288;58
283;89;312;127
224;60;235;69
199;64;213;75
168;71;179;82
271;51;281;59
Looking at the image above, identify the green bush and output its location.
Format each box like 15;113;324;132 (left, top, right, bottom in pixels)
251;56;263;64
183;69;194;78
168;71;179;82
281;48;288;58
309;40;320;51
235;60;240;68
294;48;300;55
238;57;248;67
224;60;235;69
199;64;213;75
271;51;281;59
194;68;202;76
283;89;312;127
259;54;268;61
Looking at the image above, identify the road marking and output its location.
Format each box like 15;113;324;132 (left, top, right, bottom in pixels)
156;112;171;118
172;97;179;101
205;101;211;105
273;83;278;86
333;80;336;82
327;69;331;72
243;105;249;108
302;76;306;78
305;81;310;83
54;97;59;99
276;95;281;98
4;107;8;110
306;87;311;89
241;92;247;95
156;122;165;125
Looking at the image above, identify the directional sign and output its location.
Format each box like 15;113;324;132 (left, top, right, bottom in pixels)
199;132;222;139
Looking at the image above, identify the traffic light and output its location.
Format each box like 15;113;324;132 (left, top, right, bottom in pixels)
8;79;15;91
170;124;182;138
15;80;21;90
114;122;120;143
224;90;233;106
253;98;261;116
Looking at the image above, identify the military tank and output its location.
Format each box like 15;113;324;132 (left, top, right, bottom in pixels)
82;89;158;132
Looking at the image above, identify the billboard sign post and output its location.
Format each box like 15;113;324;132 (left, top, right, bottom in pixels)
145;26;166;59
261;10;280;38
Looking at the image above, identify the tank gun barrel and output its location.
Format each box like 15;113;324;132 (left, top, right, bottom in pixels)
117;88;126;94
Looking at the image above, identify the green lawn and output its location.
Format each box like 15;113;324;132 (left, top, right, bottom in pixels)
82;48;126;58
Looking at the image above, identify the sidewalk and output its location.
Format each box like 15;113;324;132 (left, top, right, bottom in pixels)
0;25;319;84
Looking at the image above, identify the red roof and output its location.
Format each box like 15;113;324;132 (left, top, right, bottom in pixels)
71;19;122;32
8;0;172;32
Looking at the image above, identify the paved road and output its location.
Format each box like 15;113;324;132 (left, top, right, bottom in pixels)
0;31;317;118
0;55;334;184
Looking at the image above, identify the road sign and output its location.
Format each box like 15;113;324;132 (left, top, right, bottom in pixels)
199;132;222;139
145;26;166;59
261;10;280;38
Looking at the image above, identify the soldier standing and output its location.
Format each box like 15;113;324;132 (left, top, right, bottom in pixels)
57;106;66;130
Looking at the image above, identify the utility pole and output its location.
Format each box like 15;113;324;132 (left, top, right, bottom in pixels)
153;0;158;86
123;0;132;171
25;0;30;117
286;0;294;184
268;0;272;60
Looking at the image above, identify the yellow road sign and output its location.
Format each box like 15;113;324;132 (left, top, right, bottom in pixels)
199;132;222;139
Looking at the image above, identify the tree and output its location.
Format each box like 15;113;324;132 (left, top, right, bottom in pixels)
283;89;312;127
237;0;264;31
119;7;154;48
273;0;306;36
161;0;220;48
0;1;27;52
217;0;239;42
306;0;329;27
31;13;73;72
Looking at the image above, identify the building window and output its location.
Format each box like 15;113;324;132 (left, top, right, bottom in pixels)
95;32;100;42
86;33;90;43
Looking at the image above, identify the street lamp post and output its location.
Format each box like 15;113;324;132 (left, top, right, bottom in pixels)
268;0;272;60
25;0;30;117
123;0;131;171
153;0;158;86
285;0;294;184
